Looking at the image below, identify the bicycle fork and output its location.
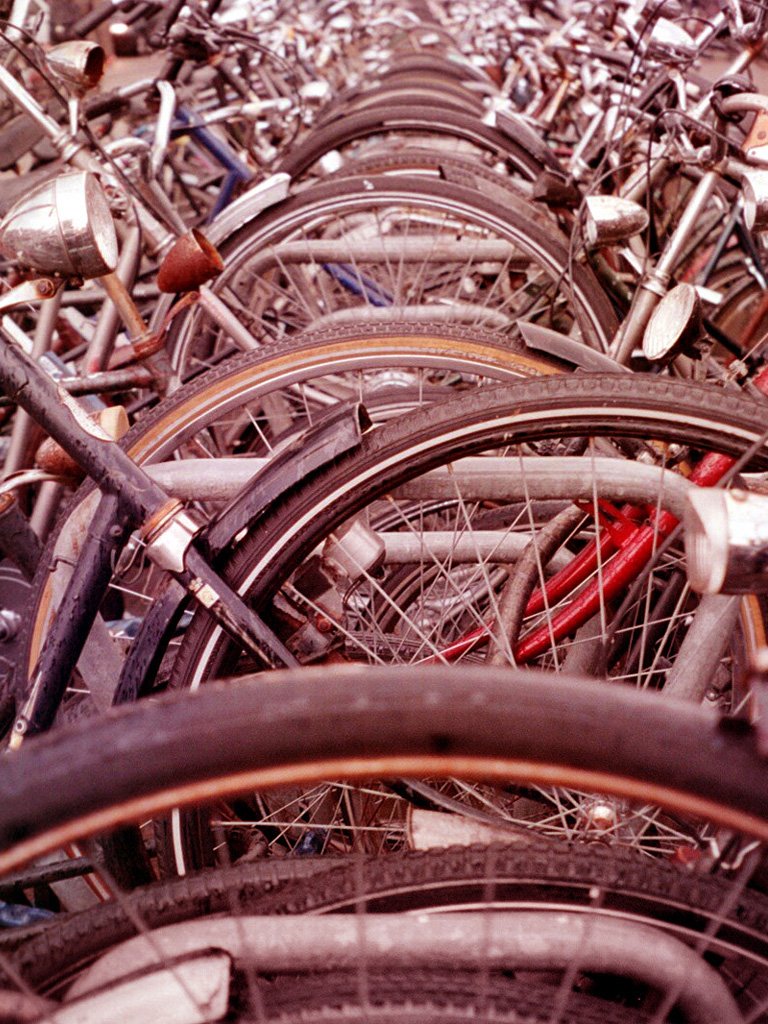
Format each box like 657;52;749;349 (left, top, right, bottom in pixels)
0;330;298;744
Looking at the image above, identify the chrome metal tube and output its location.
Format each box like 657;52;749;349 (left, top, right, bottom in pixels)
145;456;693;517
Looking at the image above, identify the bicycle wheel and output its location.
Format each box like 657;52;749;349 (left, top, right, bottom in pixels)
327;84;484;117
325;148;560;222
705;250;768;356
4;667;768;1019
162;374;768;866
322;60;494;120
16;838;768;1013
13;856;745;1024
160;174;616;375
19;322;561;703
274;102;560;183
47;968;655;1024
216;973;651;1024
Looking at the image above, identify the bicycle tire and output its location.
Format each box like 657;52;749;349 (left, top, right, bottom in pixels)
13;839;768;999
235;972;651;1024
2;664;768;872
324;72;487;120
323;148;558;225
170;373;768;689
21;957;653;1023
160;173;616;374
371;54;493;85
2;666;767;1022
274;103;560;183
327;84;484;117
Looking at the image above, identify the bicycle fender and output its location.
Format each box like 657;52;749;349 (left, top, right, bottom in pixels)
114;402;371;703
205;401;371;550
519;322;630;374
203;172;291;248
487;109;564;174
113;578;186;702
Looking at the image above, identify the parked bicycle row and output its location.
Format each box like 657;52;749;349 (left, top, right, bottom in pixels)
2;0;768;1020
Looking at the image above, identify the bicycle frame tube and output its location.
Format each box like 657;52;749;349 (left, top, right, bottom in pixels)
173;107;254;221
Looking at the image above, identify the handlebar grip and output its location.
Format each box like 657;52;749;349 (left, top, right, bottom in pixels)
83;88;130;119
148;0;187;48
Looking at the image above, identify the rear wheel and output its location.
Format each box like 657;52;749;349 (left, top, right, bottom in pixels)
162;374;768;868
275;103;560;183
2;665;767;1022
160;175;616;376
3;664;768;864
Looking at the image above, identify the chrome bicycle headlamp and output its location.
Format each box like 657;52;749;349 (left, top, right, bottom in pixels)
46;41;105;95
743;171;768;230
0;171;118;279
584;195;648;246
